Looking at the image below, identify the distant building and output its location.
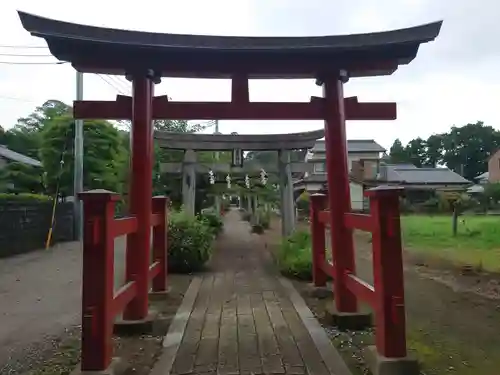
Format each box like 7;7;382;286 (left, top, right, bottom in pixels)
0;145;42;168
467;151;500;194
294;139;472;211
475;172;489;185
294;140;386;211
488;150;500;183
0;145;42;190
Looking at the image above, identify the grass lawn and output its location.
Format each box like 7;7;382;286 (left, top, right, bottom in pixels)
401;215;500;272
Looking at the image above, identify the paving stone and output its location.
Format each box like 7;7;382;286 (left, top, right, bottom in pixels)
169;210;340;375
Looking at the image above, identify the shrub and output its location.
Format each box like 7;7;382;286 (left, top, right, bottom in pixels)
168;209;214;273
296;192;310;218
199;209;224;236
259;209;271;229
277;230;313;280
0;193;51;202
251;224;264;234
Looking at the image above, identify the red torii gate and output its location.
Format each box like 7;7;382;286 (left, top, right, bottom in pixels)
18;11;442;375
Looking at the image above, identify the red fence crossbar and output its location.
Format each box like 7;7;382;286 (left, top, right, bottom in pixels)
79;190;169;372
310;186;407;359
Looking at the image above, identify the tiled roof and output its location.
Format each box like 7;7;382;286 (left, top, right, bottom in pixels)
311;139;386;153
0;145;42;167
382;164;470;185
475;172;489;180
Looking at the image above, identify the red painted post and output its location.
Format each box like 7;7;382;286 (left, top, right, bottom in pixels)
79;189;118;372
367;186;407;358
310;193;327;287
124;73;155;320
152;196;169;292
322;75;358;312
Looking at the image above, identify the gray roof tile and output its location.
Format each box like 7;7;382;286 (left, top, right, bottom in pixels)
0;145;42;167
382;165;470;185
311;139;386;153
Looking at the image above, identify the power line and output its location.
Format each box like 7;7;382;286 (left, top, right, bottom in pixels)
0;61;67;65
0;95;36;103
107;75;130;94
96;74;127;95
0;52;52;57
0;44;48;49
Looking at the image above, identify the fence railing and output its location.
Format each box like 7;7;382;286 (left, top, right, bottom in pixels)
310;186;407;359
79;189;169;372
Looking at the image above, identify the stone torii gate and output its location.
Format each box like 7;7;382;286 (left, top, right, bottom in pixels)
157;129;322;236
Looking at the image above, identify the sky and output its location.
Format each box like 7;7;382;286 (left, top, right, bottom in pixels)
0;0;498;150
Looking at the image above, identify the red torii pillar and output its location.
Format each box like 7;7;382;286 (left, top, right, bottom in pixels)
323;73;358;313
321;72;378;324
123;71;155;321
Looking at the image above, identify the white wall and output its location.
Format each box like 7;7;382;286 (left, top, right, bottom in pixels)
297;181;364;211
350;182;364;211
307;151;380;173
347;152;380;171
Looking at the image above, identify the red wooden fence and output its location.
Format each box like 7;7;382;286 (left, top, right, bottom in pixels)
310;186;407;359
79;189;169;372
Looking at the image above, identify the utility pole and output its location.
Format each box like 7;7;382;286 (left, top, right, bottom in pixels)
214;120;222;216
73;71;84;240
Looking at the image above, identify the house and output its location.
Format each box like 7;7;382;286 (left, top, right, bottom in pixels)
294;140;385;211
0;145;42;190
487;150;500;183
475;172;489;184
294;139;472;211
0;145;42;168
365;163;471;190
466;150;500;194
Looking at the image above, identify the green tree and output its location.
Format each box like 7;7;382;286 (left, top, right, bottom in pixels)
0;162;44;193
425;133;444;167
0;100;73;160
40;116;126;196
16;100;71;133
485;183;500;200
405;137;427;167
441;122;500;180
388;138;408;164
1;128;41;159
0;126;6;144
4;100;73;159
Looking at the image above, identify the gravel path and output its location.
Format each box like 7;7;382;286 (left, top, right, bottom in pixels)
0;237;127;374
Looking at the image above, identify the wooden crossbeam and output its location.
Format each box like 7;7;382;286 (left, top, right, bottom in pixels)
160;162;313;174
74;96;396;121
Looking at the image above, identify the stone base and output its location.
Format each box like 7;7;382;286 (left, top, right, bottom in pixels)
325;304;372;331
70;358;125;375
113;311;157;336
306;284;333;300
363;346;419;375
148;288;171;302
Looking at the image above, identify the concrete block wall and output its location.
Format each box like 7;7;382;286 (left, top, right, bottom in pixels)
0;201;74;257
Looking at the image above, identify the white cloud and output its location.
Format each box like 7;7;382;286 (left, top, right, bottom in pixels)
0;0;498;150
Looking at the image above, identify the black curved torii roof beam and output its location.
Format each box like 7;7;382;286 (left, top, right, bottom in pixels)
17;11;442;78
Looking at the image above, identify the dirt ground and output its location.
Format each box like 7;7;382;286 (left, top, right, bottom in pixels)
262;217;500;375
0;237;192;375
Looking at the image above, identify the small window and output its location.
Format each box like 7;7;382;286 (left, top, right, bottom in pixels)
315;162;326;173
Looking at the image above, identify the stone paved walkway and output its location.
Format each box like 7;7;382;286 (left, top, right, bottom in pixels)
163;209;348;375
